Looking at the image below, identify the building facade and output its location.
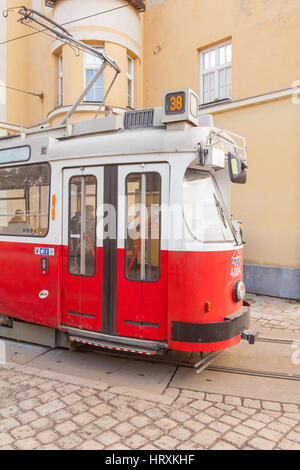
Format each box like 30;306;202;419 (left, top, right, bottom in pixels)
0;0;299;298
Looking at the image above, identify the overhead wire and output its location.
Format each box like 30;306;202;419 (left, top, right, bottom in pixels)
0;4;130;46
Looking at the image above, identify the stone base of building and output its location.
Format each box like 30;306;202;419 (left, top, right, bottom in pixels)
244;264;300;300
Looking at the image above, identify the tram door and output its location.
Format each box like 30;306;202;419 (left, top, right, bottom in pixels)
61;167;103;331
116;164;169;342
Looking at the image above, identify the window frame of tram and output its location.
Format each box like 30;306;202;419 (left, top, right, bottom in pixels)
68;174;97;278
0;162;51;238
125;172;161;283
182;168;236;244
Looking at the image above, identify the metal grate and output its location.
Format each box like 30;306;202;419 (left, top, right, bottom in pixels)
124;109;154;129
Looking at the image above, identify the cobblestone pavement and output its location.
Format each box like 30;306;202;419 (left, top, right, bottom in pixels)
0;294;300;451
0;366;300;451
246;294;300;332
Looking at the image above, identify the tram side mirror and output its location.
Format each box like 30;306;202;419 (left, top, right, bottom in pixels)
228;152;247;184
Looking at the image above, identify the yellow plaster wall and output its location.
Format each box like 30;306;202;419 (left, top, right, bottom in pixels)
213;97;300;268
143;0;300;106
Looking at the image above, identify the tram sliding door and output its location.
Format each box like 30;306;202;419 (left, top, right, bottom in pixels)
116;164;169;342
61;167;103;331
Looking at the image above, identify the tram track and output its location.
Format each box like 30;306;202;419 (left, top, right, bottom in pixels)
80;335;300;382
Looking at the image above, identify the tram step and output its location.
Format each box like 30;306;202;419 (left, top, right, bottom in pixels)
69;335;164;356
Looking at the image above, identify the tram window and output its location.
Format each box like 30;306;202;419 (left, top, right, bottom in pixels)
125;172;161;282
0;146;30;165
183;169;235;243
0;164;50;237
68;175;97;277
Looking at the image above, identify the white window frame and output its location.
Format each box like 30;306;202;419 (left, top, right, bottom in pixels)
84;46;105;103
127;55;134;109
58;54;63;106
200;40;232;105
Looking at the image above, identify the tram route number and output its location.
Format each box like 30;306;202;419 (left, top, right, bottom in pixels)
34;247;55;256
165;91;186;115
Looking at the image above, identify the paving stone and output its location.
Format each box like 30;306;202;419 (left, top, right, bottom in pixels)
233;425;256;437
169;409;190;423
262;401;282;412
286;431;300;444
35;399;65;417
61;393;82;405
251;412;274;424
277;439;300;450
211;441;237;450
11;425;35;440
189;400;211;411
97;431;120;446
18;411;39;425
243;419;265;431
39;391;60;404
55;421;78;437
243;399;261;409
124;434;148;449
144;407;165;420
225;396;242;407
72;412;95;426
282;404;299;413
249;436;275;450
258;427;282;443
57;433;83;450
168;427;191;442
90;404;113;418
156;418;178;432
140;425;164;440
113;407;136;422
0;432;14;447
209;421;231;434
129;415;151;429
205;406;225;419
131;400;155;413
37;430;58;445
191;429;220;448
78;440;104;450
31;418;51;431
0;417;19;432
195;412;215;425
223;431;249;447
114;422;136;438
205;393;223;403
51;409;73;424
14;438;40;450
181;390;205;400
96;415;119;431
154;436;179;450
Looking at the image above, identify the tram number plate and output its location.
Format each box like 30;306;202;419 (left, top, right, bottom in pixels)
165;91;186;115
34;247;54;256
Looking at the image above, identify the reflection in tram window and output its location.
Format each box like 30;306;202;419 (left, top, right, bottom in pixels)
0;164;50;236
68;175;97;277
125;172;161;282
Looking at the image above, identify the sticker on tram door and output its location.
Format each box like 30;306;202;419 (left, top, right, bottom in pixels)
34;247;54;256
39;290;49;299
231;250;241;278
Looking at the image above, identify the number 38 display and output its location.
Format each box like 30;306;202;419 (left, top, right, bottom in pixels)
165;92;186;115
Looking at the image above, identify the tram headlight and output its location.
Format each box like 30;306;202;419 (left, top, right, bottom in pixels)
233;281;246;303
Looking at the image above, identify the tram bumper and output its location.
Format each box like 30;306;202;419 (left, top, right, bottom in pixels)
171;302;252;349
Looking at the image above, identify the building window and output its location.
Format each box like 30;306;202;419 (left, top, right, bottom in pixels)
58;55;63;106
200;41;232;105
127;56;134;108
84;47;104;102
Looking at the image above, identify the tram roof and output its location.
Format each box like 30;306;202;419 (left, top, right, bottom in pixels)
0;114;213;165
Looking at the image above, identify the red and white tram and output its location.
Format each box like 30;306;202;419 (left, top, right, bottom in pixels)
0;89;256;358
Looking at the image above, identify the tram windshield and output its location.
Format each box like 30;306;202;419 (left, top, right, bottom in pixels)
0;164;50;237
183;168;235;243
